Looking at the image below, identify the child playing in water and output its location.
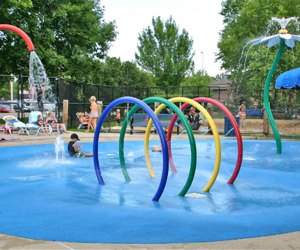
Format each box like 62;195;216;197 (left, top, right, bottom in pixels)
68;133;93;157
151;145;162;152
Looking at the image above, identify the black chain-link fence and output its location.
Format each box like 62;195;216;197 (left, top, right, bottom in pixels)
1;74;300;131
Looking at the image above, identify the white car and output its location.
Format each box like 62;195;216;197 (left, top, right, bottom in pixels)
24;99;56;112
0;100;32;112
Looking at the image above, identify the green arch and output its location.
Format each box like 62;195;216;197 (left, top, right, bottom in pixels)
118;96;197;196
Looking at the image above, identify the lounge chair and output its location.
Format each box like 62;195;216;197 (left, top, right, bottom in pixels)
2;115;41;136
28;111;52;135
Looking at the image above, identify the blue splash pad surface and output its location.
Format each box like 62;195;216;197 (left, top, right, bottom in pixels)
0;139;299;243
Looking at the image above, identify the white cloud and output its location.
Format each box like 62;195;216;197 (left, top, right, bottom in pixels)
101;0;224;77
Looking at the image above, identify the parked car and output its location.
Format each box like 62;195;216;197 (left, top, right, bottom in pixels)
24;99;56;112
0;104;14;113
0;101;32;112
44;100;56;112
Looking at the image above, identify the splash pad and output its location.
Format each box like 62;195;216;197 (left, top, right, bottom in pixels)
0;140;299;243
0;95;299;243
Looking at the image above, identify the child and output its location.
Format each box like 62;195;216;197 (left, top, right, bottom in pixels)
151;145;162;152
68;133;93;157
116;109;121;126
238;102;247;128
37;114;49;134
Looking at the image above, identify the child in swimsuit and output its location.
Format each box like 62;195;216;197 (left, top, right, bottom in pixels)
37;114;49;134
116;109;121;126
68;133;93;157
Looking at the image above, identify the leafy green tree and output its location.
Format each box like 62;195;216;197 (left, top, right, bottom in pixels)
218;0;300;107
0;0;116;82
120;61;155;87
135;16;194;87
181;70;213;86
180;70;213;97
101;57;154;87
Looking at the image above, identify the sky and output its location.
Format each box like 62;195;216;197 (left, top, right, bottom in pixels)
101;0;224;77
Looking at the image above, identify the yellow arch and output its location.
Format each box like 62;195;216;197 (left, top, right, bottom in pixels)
144;97;221;192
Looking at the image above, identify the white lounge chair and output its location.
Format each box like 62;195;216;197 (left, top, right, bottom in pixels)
2;115;41;136
28;111;52;135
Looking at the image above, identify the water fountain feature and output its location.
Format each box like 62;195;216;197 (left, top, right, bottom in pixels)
248;17;300;154
55;135;65;162
29;51;51;112
0;24;55;113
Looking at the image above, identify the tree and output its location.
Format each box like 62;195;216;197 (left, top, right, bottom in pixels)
218;0;300;107
92;57;153;87
181;70;213;97
135;16;194;87
181;70;213;87
0;0;117;82
120;61;155;87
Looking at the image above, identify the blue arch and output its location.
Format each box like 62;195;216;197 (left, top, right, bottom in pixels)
93;96;169;201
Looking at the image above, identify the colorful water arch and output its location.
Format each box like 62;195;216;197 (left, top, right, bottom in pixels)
118;96;197;197
167;97;243;184
0;24;35;51
143;97;221;195
93;96;243;201
92;96;169;201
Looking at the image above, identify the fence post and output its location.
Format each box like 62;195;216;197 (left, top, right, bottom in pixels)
55;77;60;117
63;99;69;128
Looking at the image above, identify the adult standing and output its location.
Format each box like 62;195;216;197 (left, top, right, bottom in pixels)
86;96;98;132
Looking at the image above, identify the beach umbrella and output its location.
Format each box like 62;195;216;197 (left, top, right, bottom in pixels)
275;67;300;89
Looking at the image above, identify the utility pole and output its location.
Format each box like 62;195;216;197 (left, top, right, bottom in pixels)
10;74;15;102
200;51;204;70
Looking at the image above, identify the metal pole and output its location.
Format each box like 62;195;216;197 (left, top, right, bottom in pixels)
20;73;24;120
200;51;204;70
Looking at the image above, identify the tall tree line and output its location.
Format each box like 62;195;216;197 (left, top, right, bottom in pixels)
0;0;213;97
218;0;300;110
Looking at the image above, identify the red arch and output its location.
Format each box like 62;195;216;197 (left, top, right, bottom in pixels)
0;24;35;51
167;97;243;184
